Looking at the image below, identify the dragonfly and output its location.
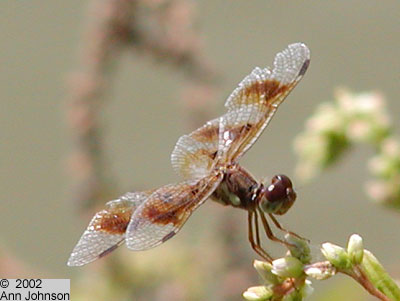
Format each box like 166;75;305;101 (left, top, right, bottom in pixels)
67;43;310;266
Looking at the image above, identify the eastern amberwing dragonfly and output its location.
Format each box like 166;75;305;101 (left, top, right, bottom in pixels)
68;43;310;266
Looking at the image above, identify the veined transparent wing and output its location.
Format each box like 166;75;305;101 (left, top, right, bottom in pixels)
171;117;220;180
126;172;223;250
217;43;310;163
67;190;153;266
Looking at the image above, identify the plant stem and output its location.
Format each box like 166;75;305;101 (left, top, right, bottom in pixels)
343;267;390;301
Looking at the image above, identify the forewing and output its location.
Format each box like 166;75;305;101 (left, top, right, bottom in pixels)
67;190;153;266
218;43;310;162
171;117;220;180
125;173;223;250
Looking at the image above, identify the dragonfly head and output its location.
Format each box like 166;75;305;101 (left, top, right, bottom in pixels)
258;174;296;215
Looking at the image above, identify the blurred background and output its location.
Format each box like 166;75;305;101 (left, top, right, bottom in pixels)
1;0;400;300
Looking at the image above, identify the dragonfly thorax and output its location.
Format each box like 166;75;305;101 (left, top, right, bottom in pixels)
211;165;259;210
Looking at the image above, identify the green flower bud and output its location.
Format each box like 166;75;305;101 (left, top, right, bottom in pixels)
285;233;311;264
243;285;273;301
347;234;364;265
304;261;337;280
321;242;352;270
253;260;280;284
272;257;304;278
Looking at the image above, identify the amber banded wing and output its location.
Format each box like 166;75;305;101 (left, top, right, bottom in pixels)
171;117;220;180
125;172;223;250
67;190;153;266
217;43;310;163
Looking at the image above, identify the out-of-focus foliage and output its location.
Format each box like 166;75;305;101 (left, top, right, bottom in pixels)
294;89;400;209
67;0;218;209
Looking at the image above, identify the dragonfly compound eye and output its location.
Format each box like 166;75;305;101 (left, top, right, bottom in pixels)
259;174;296;215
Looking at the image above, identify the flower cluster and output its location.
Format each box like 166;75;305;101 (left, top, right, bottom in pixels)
243;234;313;300
243;234;399;301
366;137;400;207
294;89;400;208
319;234;400;301
320;234;364;271
243;259;313;301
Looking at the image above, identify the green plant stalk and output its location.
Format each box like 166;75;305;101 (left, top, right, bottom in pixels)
361;250;400;300
343;267;389;301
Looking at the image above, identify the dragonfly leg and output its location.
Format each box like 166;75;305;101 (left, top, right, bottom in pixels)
268;213;309;242
248;211;273;262
258;209;294;248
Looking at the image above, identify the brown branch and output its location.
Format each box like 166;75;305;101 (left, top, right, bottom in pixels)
66;0;218;210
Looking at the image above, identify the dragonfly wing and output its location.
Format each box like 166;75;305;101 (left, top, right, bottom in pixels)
126;172;223;250
217;43;310;162
67;190;153;266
